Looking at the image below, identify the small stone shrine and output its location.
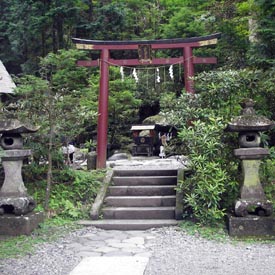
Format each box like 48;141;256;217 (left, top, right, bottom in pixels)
0;119;44;235
226;99;275;237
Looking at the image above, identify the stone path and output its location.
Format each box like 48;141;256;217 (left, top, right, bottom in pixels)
68;229;156;275
68;156;187;274
2;226;275;275
68;229;155;258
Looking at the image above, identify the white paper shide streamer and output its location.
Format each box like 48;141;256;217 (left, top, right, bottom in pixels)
156;67;160;83
169;65;174;80
120;66;124;81
132;68;138;83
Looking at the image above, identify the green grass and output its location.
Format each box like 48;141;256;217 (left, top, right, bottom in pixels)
0;217;82;259
179;220;231;242
179;220;275;244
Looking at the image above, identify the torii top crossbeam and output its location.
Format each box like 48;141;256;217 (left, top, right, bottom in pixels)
72;33;221;168
73;33;220;48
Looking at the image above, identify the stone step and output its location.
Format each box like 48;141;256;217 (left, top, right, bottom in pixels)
102;206;175;219
78;219;179;230
112;176;177;186
114;169;177;177
104;195;176;207
108;185;177;196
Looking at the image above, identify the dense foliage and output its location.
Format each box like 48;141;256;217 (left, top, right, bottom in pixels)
23;165;104;219
0;0;255;73
1;0;275;224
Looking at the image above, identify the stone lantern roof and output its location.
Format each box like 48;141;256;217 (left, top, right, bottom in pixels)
0;119;39;134
226;99;273;132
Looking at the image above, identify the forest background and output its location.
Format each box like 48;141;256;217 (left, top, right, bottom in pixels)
1;0;275;225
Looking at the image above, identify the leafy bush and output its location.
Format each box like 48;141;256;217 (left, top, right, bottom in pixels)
163;69;257;225
24;165;104;220
260;147;275;208
177;117;239;225
167;67;275;225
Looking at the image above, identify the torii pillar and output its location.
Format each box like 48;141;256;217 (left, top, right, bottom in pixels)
73;33;221;168
97;49;109;169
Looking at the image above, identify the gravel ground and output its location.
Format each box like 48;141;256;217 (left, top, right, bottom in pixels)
0;229;85;275
1;226;275;275
144;228;275;275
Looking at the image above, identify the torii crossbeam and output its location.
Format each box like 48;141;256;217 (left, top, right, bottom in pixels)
72;33;221;168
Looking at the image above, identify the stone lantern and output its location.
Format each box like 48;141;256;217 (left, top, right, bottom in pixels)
0;119;43;235
226;99;275;237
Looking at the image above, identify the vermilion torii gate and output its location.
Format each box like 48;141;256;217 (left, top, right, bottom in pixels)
72;33;221;168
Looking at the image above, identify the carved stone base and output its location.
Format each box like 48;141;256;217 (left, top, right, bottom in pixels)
227;214;275;238
235;199;273;217
0;196;36;215
0;211;44;236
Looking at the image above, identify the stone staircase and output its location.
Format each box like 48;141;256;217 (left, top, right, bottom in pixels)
81;168;180;230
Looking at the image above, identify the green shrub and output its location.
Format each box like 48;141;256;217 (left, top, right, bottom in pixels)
163;68;275;225
25;165;104;220
178;118;239;225
260;147;275;208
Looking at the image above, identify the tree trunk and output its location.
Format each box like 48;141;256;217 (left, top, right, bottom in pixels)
44;116;54;212
44;146;52;212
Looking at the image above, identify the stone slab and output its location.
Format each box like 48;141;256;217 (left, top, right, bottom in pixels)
113;169;177;177
102;206;175;219
78;219;178;230
227;214;275;238
112;176;177;186
108;185;177;196
69;256;149;275
104;195;176;207
234;148;269;160
0;211;44;236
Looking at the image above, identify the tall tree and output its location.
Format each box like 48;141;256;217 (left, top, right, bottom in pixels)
249;0;275;68
1;0;81;73
15;49;96;211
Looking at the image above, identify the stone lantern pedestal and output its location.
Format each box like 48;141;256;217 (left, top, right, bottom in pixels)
226;99;275;238
0;120;44;235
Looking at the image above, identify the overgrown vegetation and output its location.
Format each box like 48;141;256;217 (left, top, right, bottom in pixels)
1;0;275;226
14;49;97;211
164;68;275;225
23;164;105;220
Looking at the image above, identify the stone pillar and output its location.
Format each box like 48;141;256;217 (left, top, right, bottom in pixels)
87;152;97;170
0;120;44;235
0;146;35;215
226;99;275;238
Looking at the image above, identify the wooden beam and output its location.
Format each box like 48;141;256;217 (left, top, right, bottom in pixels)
72;33;221;51
75;39;218;51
